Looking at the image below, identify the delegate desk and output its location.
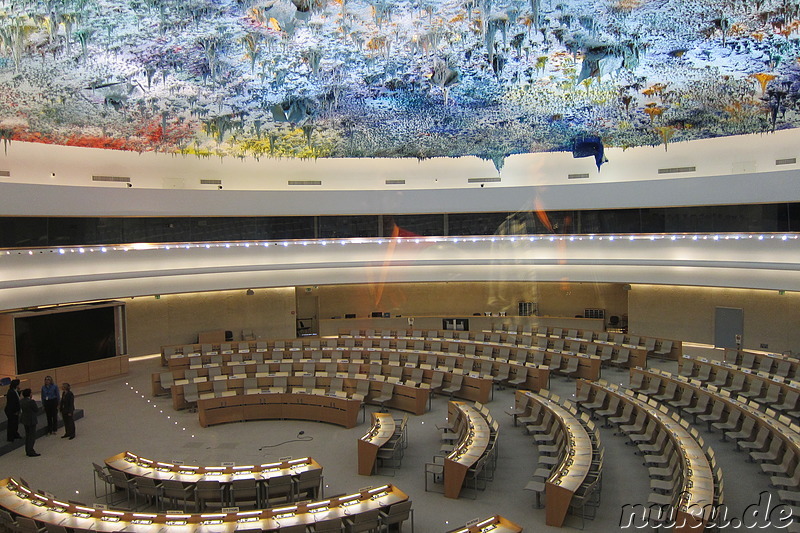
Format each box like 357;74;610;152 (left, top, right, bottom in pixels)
515;391;594;527
446;515;523;533
678;355;800;411
580;380;714;532
335;336;551;390
730;349;800;378
162;342;547;400
105;452;321;494
198;392;361;428
358;413;396;476
0;477;407;532
444;402;491;499
631;367;800;499
161;370;429;415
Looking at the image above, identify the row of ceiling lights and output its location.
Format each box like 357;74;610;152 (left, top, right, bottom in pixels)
2;232;798;256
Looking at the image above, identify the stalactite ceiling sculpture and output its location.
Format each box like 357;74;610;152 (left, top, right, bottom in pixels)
1;0;799;167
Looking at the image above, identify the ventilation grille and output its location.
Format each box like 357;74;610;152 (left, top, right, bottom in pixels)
657;166;696;174
92;175;130;183
385;179;405;185
0;170;9;177
288;180;322;186
567;173;590;179
200;179;222;185
776;158;797;166
467;177;501;183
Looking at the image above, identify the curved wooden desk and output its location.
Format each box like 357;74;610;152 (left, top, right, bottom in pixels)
358;413;396;476
679;354;800;411
515;391;596;527
446;515;523;532
631;366;800;506
162;342;548;398
579;379;715;532
198;392;361;428
161;371;429;415
106;452;321;484
0;478;407;532
444;402;491;499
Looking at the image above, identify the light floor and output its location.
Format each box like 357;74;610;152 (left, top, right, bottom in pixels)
0;356;789;532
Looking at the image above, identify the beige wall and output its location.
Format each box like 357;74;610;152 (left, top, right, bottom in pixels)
126;288;297;356
628;285;800;354
307;281;628;321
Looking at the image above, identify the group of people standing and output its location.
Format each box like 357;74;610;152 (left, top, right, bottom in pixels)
4;377;76;457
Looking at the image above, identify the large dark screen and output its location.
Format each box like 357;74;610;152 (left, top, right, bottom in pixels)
15;306;117;374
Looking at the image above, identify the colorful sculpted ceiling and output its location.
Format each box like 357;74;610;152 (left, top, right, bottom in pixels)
1;0;799;167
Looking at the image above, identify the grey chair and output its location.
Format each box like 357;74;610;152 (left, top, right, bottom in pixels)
195;480;227;511
134;476;163;510
229;478;260;508
379;500;413;531
441;374;463;398
92;462;114;502
294;468;323;500
314;518;345;532
109;468;136;506
373;382;395;412
161;479;194;512
344;508;381;533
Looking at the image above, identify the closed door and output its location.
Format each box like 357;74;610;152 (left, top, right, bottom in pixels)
714;307;743;349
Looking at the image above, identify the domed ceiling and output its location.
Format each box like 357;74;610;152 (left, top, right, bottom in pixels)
1;0;799;167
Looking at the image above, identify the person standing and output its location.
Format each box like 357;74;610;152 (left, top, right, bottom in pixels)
19;388;39;457
60;383;75;440
41;376;59;435
4;379;21;442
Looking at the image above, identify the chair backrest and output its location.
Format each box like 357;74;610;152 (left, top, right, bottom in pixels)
160;372;174;388
313;517;344;532
430;371;444;388
329;377;343;391
450;374;463;388
303;376;316;389
383;500;413;524
382;382;395;395
356;380;371;395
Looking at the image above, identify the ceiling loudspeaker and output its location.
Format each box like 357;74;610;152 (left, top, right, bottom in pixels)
623;284;632;291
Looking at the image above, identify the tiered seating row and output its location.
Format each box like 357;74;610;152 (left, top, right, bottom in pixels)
156;353;549;407
154;364;434;415
338;331;646;371
104;452;322;510
358;413;408;476
512;390;603;528
0;477;410;533
629;367;800;519
678;355;800;417
576;379;717;531
729;349;800;380
162;339;559;384
340;327;680;360
442;401;499;499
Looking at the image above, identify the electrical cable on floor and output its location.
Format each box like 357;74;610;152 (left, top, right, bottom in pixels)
258;431;313;450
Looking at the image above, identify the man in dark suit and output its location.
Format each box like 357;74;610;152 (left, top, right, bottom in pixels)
19;388;39;457
60;383;75;440
4;379;21;442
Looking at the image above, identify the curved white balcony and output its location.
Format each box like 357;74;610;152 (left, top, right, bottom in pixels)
1;233;798;310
